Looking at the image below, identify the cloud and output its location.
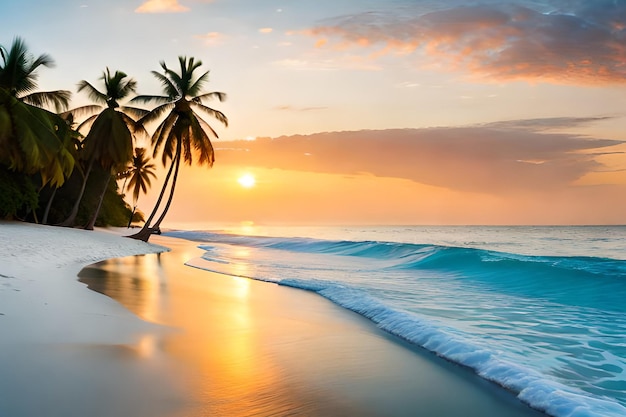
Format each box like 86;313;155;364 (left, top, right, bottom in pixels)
259;28;273;34
274;105;328;112
195;31;226;46
273;55;381;71
305;1;626;84
135;0;189;13
483;116;615;131
215;117;623;193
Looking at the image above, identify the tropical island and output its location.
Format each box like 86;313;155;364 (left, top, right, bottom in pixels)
0;36;227;241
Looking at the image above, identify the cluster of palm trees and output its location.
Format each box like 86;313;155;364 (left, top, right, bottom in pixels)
0;37;228;241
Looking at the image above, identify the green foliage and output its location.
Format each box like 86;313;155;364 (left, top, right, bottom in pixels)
0;165;38;219
40;166;133;227
0;37;74;188
96;177;134;227
82;107;134;171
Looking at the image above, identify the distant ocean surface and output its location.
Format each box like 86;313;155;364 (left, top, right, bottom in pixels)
163;225;626;417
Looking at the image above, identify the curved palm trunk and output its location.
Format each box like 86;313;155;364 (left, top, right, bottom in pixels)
84;173;111;230
42;187;58;225
127;147;181;242
148;149;182;232
127;205;137;228
59;156;95;227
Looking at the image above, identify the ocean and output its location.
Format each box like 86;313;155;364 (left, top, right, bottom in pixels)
164;225;626;417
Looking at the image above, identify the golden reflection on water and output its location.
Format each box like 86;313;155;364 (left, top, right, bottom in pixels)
77;239;547;417
79;244;289;415
136;334;158;358
79;255;163;324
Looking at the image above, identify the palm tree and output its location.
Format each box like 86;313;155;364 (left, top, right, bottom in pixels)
125;147;156;227
0;37;73;188
41;112;82;224
128;56;227;241
60;68;147;229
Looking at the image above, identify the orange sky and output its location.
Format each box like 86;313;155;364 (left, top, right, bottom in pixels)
147;123;626;226
3;0;626;225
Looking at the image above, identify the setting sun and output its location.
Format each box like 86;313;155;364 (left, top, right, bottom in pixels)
237;174;256;188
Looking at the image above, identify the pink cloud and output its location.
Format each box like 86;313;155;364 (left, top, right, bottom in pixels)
306;3;626;85
215;117;623;193
135;0;189;13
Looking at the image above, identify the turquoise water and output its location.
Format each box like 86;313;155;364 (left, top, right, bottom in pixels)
164;226;626;417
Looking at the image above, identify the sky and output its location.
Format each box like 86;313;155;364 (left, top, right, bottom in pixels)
2;0;626;226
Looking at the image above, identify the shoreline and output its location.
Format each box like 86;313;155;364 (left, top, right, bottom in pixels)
0;221;187;417
1;221;546;416
82;232;546;416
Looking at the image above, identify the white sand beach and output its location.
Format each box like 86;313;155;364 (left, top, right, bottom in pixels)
0;221;185;417
0;221;547;417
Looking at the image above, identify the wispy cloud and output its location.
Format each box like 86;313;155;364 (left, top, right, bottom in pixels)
274;105;328;112
305;2;626;84
195;31;226;46
259;27;273;34
273;55;381;71
135;0;189;13
216;117;623;193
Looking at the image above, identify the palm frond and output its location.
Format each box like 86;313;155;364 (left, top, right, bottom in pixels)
151;112;178;162
120;105;150;120
105;69;137;100
190;101;228;127
130;94;171;106
0;37;57;97
138;102;175;125
21;90;71;112
187;69;210;97
77;80;108;105
189;116;214;166
193;91;226;103
76;114;99;134
63;104;103;121
181;127;193;164
120;112;149;140
28;52;55;73
195;113;220;139
152;69;179;99
82;108;133;170
118;77;138;99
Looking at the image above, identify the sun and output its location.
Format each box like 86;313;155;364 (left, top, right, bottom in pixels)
237;173;256;188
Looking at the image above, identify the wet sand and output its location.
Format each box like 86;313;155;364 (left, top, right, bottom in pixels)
79;234;547;417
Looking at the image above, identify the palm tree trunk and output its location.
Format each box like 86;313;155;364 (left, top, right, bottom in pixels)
149;148;182;232
84;173;111;230
127;149;180;242
127;205;136;228
60;156;95;227
42;187;58;225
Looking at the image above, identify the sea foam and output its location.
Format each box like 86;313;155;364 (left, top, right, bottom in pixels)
166;228;626;417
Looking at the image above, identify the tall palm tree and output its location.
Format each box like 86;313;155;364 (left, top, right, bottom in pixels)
60;68;147;228
125;147;156;227
41;112;82;224
0;37;73;188
128;56;227;241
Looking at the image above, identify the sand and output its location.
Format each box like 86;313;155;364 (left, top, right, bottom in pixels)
0;221;546;416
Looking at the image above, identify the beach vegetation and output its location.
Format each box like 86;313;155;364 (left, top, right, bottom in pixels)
0;38;227;230
0;37;74;189
59;68;147;229
0;166;38;219
127;56;227;241
120;147;156;227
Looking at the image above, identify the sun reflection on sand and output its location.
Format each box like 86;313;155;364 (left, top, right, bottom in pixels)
78;255;164;324
75;237;545;417
136;333;158;358
231;276;250;299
